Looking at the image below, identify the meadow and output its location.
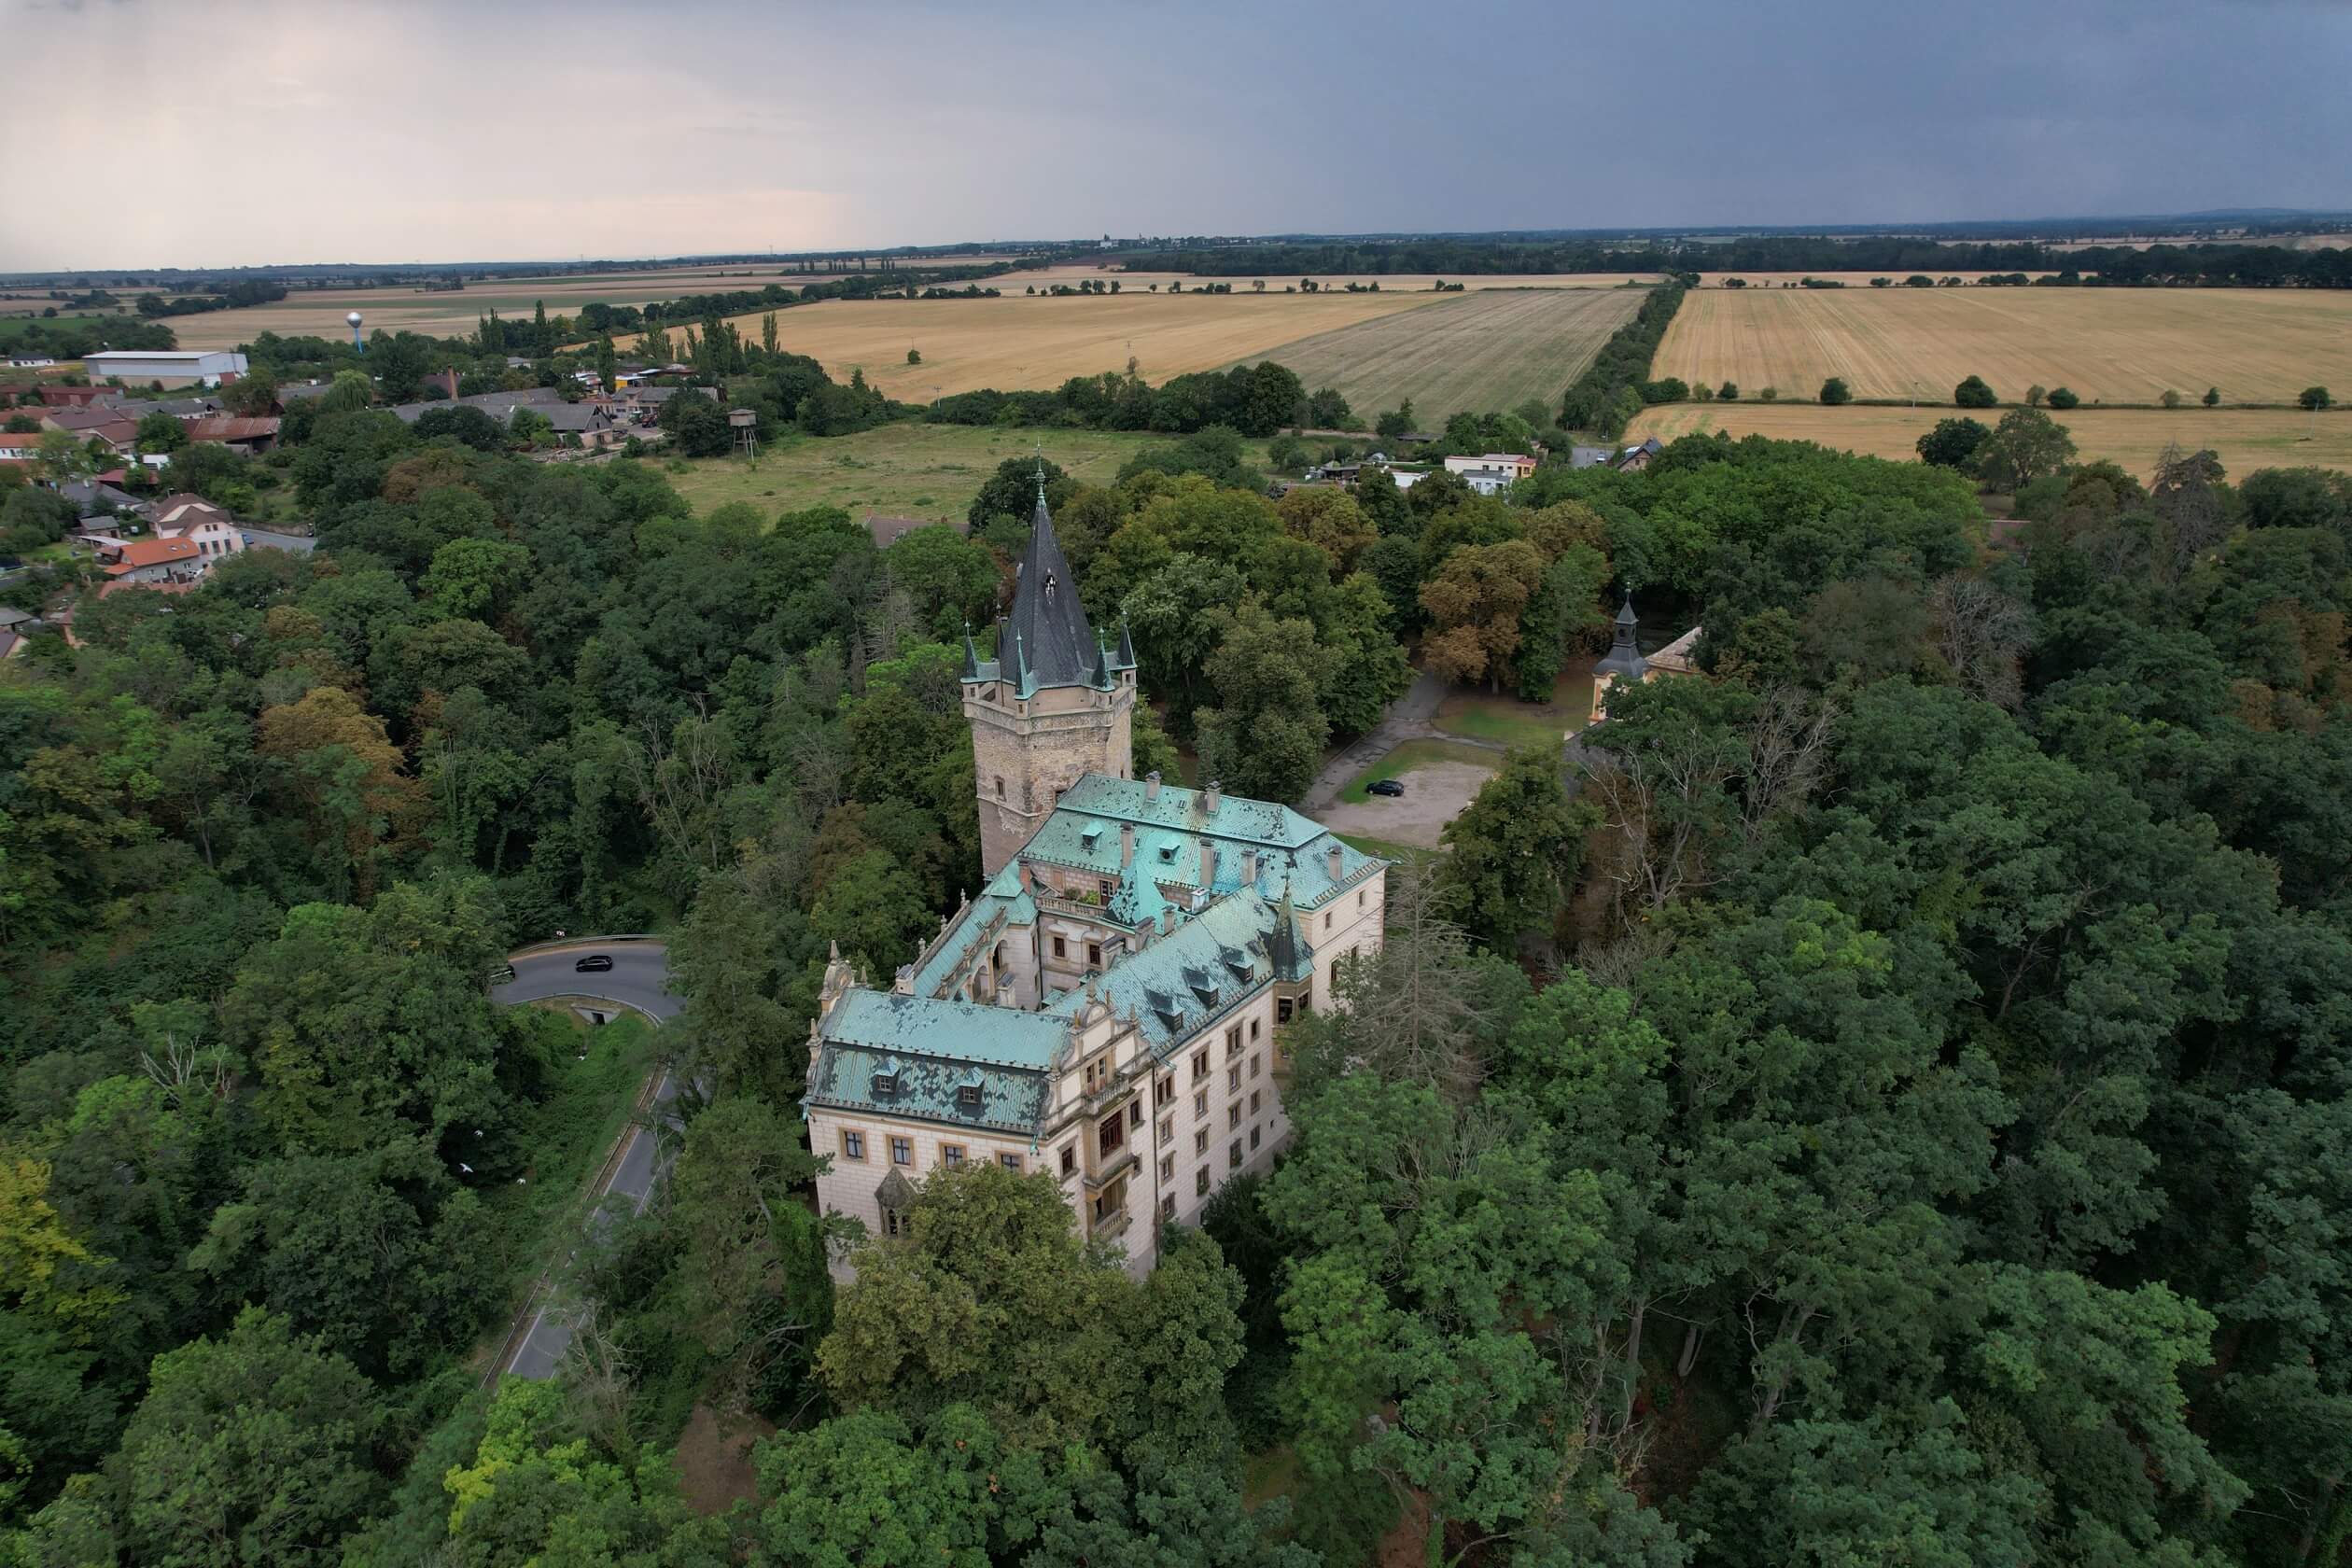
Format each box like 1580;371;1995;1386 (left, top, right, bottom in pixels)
632;289;1444;400
1625;401;2352;479
1238;287;1645;422
653;422;1274;524
1656;286;2352;405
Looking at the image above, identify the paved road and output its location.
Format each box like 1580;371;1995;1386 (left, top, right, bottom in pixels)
488;938;683;1379
505;1067;683;1379
1295;668;1463;816
494;940;681;1021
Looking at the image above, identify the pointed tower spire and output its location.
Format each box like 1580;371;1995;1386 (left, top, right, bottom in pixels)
960;619;980;680
1005;626;1029;694
1006;477;1098;688
1115;613;1136;670
1091;635;1113;690
1268;876;1304;979
1595;595;1647;681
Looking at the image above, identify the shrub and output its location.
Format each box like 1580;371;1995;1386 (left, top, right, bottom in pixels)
1717;381;1740;401
2300;386;2334;412
2203;386;2221;407
1758;386;1780;402
2047;386;2080;410
906;348;921;365
1953;375;1998;409
2026;385;2047;407
2161;389;2183;409
1819;378;1852;406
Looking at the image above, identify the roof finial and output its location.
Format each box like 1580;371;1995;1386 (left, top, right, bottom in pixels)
1034;449;1047;510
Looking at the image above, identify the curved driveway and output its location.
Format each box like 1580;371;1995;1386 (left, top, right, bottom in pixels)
494;939;681;1021
490;938;684;1379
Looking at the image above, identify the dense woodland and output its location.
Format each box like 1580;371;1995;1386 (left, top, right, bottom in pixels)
6;296;2352;1565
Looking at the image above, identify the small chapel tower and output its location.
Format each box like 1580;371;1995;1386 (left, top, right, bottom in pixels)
961;475;1137;875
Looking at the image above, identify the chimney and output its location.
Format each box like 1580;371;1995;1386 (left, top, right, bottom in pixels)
1205;778;1223;812
1326;843;1344;883
1240;847;1257;886
1144;769;1161;802
1120;821;1134;865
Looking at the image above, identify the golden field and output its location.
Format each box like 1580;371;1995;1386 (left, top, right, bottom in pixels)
1657;286;2352;405
1695;271;2079;287
158;259;1013;351
1236;287;1644;422
1625;401;2352;478
629;289;1448;399
992;263;1663;293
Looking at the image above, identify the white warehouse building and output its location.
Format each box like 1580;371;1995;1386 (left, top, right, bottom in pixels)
80;350;250;386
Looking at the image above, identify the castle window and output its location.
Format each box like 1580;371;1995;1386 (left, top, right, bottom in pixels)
1251;1127;1262;1151
1086;942;1101;969
840;1129;865;1161
1251;1055;1262;1079
941;1144;964;1169
957;1083;983;1111
995;776;1004;799
1228;1141;1243;1169
1000;1153;1023;1172
1161;1193;1176;1219
889;1137;913;1166
1250;1018;1261;1042
1195;1168;1209;1197
1053;936;1067;959
1098;1111;1124;1158
1059;1143;1076;1176
882;1204;910;1238
1129;1099;1144;1128
1277;998;1294;1024
1195;1127;1209;1155
1160;1155;1174;1182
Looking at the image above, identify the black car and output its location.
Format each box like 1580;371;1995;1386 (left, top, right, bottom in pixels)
1367;778;1406;797
574;954;615;973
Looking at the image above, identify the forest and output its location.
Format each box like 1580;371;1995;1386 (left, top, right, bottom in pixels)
5;323;2352;1566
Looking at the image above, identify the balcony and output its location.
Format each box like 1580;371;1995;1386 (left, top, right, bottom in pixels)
1085;1147;1138;1192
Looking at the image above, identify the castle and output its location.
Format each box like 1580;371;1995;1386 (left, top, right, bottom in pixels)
801;483;1390;1274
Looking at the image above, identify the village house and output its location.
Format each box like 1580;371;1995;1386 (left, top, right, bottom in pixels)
92;535;205;590
147;493;246;563
1441;452;1539;496
802;483;1388;1278
181;415;282;454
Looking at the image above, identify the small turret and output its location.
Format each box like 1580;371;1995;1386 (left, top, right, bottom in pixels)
960;620;981;680
1115;615;1136;670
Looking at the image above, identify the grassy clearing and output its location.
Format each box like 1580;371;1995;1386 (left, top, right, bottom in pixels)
1335;831;1437;862
1433;673;1591;749
1656;286;2352;407
622;289;1443;400
1626;401;2352;479
1338;738;1500;804
1239;287;1645;423
655;422;1272;524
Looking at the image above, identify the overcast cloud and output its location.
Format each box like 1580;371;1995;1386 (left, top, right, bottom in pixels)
5;0;2347;270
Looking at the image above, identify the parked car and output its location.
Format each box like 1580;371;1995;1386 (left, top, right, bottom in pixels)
1367;778;1406;797
575;954;615;973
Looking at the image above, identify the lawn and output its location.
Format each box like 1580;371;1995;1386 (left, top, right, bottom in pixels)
1626;401;2352;479
622;287;1445;400
1239;287;1645;423
1433;671;1592;749
1656;285;2352;406
656;422;1273;525
1337;738;1500;804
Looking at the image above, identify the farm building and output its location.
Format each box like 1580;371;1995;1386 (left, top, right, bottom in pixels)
80;350;249;386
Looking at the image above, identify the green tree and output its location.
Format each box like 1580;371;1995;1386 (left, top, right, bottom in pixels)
1439;745;1599;954
1914;416;1990;469
2300;385;2333;411
2046;385;2080;410
1953;373;1998;408
1192;601;1337;804
1817;376;1851;405
2203;385;2221;407
967;455;1071;531
1971;406;2077;491
885;524;1001;639
113;1308;383;1568
134;411;187;453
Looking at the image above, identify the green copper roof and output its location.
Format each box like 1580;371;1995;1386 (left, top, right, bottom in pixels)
1044;889;1302;1058
821;988;1067;1070
1021;776;1383;909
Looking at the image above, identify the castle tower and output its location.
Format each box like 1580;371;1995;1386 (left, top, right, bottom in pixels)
962;479;1137;875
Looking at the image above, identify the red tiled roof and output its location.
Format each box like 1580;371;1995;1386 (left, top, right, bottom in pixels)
183;416;280;442
105;537;202;569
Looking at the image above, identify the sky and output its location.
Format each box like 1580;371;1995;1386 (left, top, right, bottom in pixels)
7;0;2349;271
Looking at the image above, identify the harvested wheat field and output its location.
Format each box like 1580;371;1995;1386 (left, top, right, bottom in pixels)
1626;402;2352;479
632;289;1446;399
164;264;875;350
1237;287;1646;423
991;263;1663;293
1658;287;2352;405
1696;271;2080;287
